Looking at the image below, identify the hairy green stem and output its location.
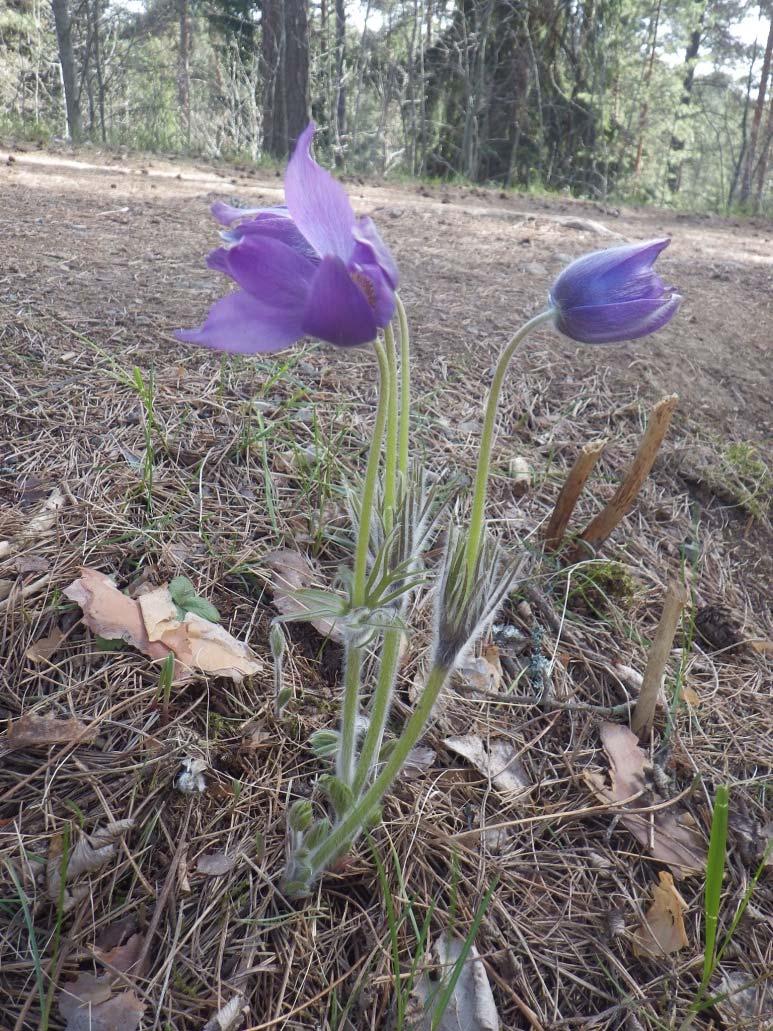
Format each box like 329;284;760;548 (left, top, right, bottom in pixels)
337;641;363;787
352;626;403;795
306;662;450;878
341;338;390;786
353;339;390;607
383;322;399;532
465;309;555;582
396;295;411;480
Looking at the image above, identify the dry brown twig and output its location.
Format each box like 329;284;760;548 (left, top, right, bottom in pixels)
568;394;679;561
543;438;607;550
631;580;690;740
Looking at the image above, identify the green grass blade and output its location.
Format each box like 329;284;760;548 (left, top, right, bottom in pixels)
4;861;47;1021
701;784;729;990
430;876;498;1031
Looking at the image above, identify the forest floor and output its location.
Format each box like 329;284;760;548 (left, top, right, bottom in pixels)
0;142;771;1031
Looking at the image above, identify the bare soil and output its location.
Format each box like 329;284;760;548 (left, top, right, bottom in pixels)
0;143;771;1031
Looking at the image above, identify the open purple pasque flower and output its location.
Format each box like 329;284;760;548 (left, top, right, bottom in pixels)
177;123;398;353
548;238;681;344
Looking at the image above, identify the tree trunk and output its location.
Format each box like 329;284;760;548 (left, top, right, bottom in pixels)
728;40;759;206
261;0;285;157
633;0;662;178
261;0;308;158
752;94;772;211
284;0;309;151
334;0;346;155
50;0;81;141
91;0;106;143
666;3;707;194
178;0;191;146
739;15;772;206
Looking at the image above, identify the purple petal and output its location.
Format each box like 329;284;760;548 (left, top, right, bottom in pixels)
353;216;399;288
176;290;304;354
284;123;356;262
221;209;319;262
301;256;378;347
211;201;287;227
555;294;682;344
209;235;316;310
349;262;396;327
551;239;671;309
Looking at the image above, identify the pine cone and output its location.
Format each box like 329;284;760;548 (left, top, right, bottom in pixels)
694;604;744;653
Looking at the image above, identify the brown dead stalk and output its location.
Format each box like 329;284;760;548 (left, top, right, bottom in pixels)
568;394;678;562
544;438;607;550
632;581;690;740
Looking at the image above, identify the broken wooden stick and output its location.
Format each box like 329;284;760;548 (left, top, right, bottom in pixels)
569;394;678;562
632;581;689;740
543;438;607;550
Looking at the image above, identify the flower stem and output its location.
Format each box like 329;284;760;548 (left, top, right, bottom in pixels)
337;640;363;787
396;295;411;480
352;625;403;796
305;662;450;879
383;322;399;532
464;309;554;582
353;339;390;608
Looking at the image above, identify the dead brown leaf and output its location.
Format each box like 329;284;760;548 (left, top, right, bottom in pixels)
196;850;238;876
64;568;171;661
631;871;690;958
59;972;145;1031
5;713;93;750
138;585;263;681
22;486;66;539
96;932;144;975
584;722;705;878
25;626;65;663
48;820;134;910
714;971;772;1029
456;646;502;693
408;933;500;1030
444;734;531;796
400;746;437;781
14;553;49;573
263;548;344;643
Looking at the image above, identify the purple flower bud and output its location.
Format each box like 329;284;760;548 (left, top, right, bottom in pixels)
548;239;682;344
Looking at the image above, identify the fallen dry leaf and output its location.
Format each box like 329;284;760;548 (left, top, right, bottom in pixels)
632;871;690;958
139;586;263;681
96;932;144;976
64;568;171;661
409;933;500;1031
584;722;705;878
444;734;531;796
456;646;502;693
196;850;238;876
263;548;344;643
714;971;772;1029
22;486;66;539
59;971;145;1031
48;820;134;910
65;570;261;682
25;626;65;664
202;994;247;1031
5;713;93;750
401;747;437;781
681;684;700;706
14;553;49;574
